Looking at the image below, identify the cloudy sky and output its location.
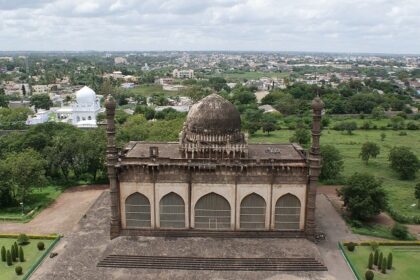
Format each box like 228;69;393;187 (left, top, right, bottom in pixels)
0;0;419;53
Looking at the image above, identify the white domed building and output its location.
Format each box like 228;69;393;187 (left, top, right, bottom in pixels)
69;86;101;128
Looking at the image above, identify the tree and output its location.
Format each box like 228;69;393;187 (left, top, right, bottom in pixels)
380;132;386;141
378;252;383;269
359;142;380;164
290;124;311;146
387;253;393;269
382;257;387;273
415;183;420;209
18;246;24;262
0;149;47;205
372;106;385;119
1;246;5;262
374;249;379;265
388;146;419;179
333;121;357;135
261;114;277;135
6;250;12;266
339;173;387;220
29;94;53;111
320;145;344;181
368;252;373;269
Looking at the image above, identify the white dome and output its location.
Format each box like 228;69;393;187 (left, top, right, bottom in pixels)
76;86;96;104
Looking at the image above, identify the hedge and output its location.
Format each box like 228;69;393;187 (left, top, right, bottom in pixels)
0;234;59;240
343;241;420;246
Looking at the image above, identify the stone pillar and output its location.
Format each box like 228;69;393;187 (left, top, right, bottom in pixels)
305;96;324;240
105;95;120;239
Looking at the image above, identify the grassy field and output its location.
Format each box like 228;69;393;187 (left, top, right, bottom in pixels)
204;71;289;81
344;245;420;280
0;238;54;280
0;186;62;222
123;84;186;97
250;129;420;219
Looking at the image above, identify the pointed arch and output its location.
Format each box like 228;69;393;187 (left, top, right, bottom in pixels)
194;192;231;230
240;193;266;230
125;192;151;228
159;192;185;228
274;193;301;230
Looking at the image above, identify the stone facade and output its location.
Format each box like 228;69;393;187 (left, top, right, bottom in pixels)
105;94;323;239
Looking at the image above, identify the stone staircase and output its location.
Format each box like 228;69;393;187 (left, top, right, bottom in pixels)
97;255;327;272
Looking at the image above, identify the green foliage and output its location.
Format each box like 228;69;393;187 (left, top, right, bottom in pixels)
406;121;419;130
392;223;410;240
387;252;393;269
359;142;380;164
260;113;277;135
340;173;387;220
333;121;357;135
1;246;5;262
11;244;16;262
15;265;23;275
17;233;29;245
365;270;374;280
6;250;12;266
19;246;24;262
368;252;373;269
388;146;419;180
370;241;379;251
390;116;405;130
37;242;45;251
380;132;386;141
347;242;356;252
289;124;311;145
415;183;420;209
378;252;383;269
381;257;387;273
373;249;379;265
320;145;344;181
0;107;31;129
30;93;53;111
372;106;385;119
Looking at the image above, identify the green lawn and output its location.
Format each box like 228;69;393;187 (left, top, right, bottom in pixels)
344;245;420;280
0;238;54;280
0;186;62;222
250;129;420;220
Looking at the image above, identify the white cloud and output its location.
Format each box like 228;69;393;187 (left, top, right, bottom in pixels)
0;0;419;53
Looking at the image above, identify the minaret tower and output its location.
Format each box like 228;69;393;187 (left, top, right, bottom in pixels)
105;95;120;239
305;96;324;239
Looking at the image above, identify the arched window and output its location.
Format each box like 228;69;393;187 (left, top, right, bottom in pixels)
274;194;301;230
125;193;151;228
77;116;80;122
159;192;185;228
88;115;92;120
240;193;266;230
194;193;231;230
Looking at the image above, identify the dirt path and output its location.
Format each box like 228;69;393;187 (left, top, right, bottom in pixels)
0;185;107;235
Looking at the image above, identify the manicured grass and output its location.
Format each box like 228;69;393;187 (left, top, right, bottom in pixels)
0;238;54;280
123;84;186;97
344;245;420;280
250;129;420;219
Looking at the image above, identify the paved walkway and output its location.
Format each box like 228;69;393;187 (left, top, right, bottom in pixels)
0;185;106;235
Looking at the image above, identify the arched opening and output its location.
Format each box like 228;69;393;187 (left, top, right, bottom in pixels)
274;194;301;230
125;192;151;228
240;193;266;230
88;115;92;120
159;192;185;228
194;193;231;230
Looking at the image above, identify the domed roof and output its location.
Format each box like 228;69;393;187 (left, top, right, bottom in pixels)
76;86;96;104
311;96;324;110
186;93;241;134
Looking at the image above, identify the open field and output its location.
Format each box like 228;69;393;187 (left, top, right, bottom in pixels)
0;237;54;280
250;129;420;220
123;84;186;97
343;245;420;280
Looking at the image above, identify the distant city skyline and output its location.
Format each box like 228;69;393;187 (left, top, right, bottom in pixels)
0;0;419;54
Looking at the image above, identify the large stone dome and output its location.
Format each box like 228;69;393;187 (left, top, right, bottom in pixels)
76;86;96;104
186;93;241;134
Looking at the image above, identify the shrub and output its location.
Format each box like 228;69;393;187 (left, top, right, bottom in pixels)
17;233;29;245
398;131;407;136
387;253;393;269
370;241;379;251
381;258;387;273
6;250;12;266
37;241;45;251
378;252;383;269
373;249;379;265
19;246;24;262
320;145;344;181
15;266;23;275
1;246;5;262
392;223;409;240
347;242;356;252
388;146;419;180
11;244;17;262
368;252;373;269
406;121;419;130
359;142;380;164
333;121;357;134
365;270;374;280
